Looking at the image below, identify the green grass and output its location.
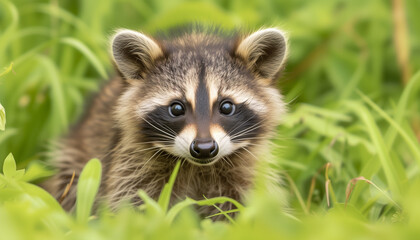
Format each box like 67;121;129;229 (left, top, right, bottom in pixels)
1;0;420;239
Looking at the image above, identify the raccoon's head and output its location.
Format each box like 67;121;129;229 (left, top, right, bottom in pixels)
111;27;288;166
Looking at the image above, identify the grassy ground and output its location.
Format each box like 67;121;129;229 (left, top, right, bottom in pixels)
1;0;420;239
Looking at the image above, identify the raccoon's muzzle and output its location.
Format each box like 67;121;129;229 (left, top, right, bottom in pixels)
187;61;220;163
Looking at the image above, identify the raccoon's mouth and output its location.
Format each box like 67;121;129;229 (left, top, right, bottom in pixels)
186;157;219;166
160;147;220;166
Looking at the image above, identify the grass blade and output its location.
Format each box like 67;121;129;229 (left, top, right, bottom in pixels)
386;70;420;146
285;173;309;214
345;101;403;197
138;190;163;216
37;55;68;135
76;158;102;224
195;196;244;211
0;0;18;55
166;196;245;224
357;90;420;167
165;198;196;223
60;38;108;79
157;160;181;213
0;62;13;78
2;153;16;178
0;103;5;131
345;176;401;210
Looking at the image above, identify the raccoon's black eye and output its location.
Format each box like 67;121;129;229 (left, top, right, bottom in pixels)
220;100;235;116
169;102;185;117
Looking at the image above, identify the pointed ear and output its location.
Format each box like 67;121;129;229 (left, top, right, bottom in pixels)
111;29;164;79
235;28;288;80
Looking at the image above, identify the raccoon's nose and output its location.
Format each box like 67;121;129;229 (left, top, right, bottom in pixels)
190;139;219;159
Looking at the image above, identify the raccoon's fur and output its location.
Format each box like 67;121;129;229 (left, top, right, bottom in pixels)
44;26;288;218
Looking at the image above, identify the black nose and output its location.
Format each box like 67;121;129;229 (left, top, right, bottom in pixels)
190;139;219;159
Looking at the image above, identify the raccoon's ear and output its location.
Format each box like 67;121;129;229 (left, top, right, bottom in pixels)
111;29;164;79
235;28;288;81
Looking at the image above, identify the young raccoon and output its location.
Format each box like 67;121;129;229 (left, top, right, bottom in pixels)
45;26;288;217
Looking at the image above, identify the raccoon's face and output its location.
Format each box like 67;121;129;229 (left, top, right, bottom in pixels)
112;28;288;166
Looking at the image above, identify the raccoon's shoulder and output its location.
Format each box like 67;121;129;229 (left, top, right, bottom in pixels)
66;76;124;146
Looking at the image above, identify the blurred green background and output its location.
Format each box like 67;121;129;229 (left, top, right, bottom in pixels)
1;0;419;166
1;0;420;239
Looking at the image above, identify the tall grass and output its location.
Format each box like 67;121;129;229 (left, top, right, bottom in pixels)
1;0;420;239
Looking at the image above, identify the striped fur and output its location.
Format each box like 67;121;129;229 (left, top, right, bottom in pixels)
44;26;289;219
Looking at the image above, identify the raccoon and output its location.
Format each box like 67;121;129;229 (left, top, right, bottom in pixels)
45;26;288;217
